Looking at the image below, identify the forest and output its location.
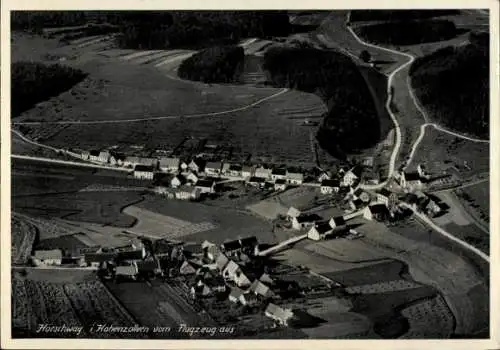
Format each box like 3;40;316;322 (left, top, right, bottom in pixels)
354;20;458;45
349;10;460;22
178;46;245;83
409;32;489;138
11;62;87;118
263;47;380;157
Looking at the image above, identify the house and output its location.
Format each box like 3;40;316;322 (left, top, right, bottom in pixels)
228;287;245;304
159;157;180;173
81;150;90;160
317;171;331;183
274;179;287;191
188;158;206;173
179;260;197;275
124;157;158;169
84;252;116;268
361;156;374;167
115;262;139;281
400;171;422;189
136;258;159;276
423;198;444;217
186;172;199;184
88;150;101;162
328;216;346;229
96;151;110;163
171;175;187;188
175;186;201;200
376;188;398;207
307;221;333;241
271;168;287;182
215;253;230;271
133;165;155;180
204;242;222;262
249;280;275;298
32;249;63;266
109;152;126;166
417;164;430;178
352;188;370;202
205;276;227;293
320;179;340;194
241;165;254;179
205;161;223;176
291;214;322;230
286;171;304;185
264;303;294;326
116;248;145;262
239;236;259;256
287;206;301;219
221;240;242;257
228;164;243;177
221;162;231;175
239;292;259;306
363;204;391;221
222;260;251;287
342;166;363;187
349;198;366;211
260;273;275;285
190;283;212;298
184;244;204;257
195;179;216;194
254;166;272;179
247;176;267;188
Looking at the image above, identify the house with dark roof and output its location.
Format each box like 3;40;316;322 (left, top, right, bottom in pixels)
271;168;287;181
205;276;227;293
239;292;259;306
240;236;259;256
274;178;287;191
222;260;251;287
254;166;272;180
286;170;304;185
328;216;346;229
183;244;204;257
33;249;63;266
320;179;340;194
171;174;187;188
188;158;206;173
228;286;244;303
205;161;223;176
159;157;180;173
133;165;155;180
215;253;230;271
109;152;126;166
190;283;213;299
400;171;422;189
291;213;323;230
242;165;254;179
89;150;101;162
265;303;294;326
221;240;242;257
363;204;391;221
228;164;243;177
349;198;366;211
342;165;363;187
195;179;216;194
84;252;117;268
307;221;333;241
247;176;267;188
376;188;398;207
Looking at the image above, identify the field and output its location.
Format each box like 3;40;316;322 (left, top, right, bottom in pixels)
454;180;490;226
11;215;38;265
12;270;137;338
323;260;407;287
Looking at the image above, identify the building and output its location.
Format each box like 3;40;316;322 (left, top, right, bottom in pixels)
179;260;197;275
265;303;294;326
349;198;366;211
328;216;346;229
286;171;304;185
221;240;242;257
274;179;287;191
204;276;226;293
363;204;391;221
376;188;398;207
97;151;111;163
240;236;259;256
255;166;272;179
271;168;287;182
109;152;126;166
259;273;275;285
247;176;267;188
84;252;116;268
228;164;243;177
88;150;101;162
291;214;322;230
249;280;275;298
352;188;370;202
115;263;139;281
228;286;244;304
188;158;206;173
133;165;155;180
205;161;223;176
195;179;216;194
286;206;301;219
240;165;253;179
307;221;333;241
32;249;63;266
203;242;221;262
190;283;212;298
239;292;259;306
123;156;158;169
215;253;230;271
342;166;363;187
175;186;201;200
221;162;231;175
222;260;251;287
417;164;430;179
317;171;331;183
171;174;187;188
81;150;90;160
320;179;340;194
400;171;422;189
186;172;199;184
159;157;180;173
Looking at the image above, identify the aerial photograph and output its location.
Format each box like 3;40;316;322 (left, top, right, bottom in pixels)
9;9;490;340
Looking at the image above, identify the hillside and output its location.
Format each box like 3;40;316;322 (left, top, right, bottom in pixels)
349;10;460;22
409;32;489;138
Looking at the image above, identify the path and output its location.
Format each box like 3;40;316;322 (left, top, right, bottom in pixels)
257;234;308;256
400;202;489;263
12;88;289;126
11;154;131;172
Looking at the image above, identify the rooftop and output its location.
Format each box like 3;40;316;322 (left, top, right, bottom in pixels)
134;165;154;172
34;249;63;260
296;213;322;223
272;168;287;176
321;179;340;187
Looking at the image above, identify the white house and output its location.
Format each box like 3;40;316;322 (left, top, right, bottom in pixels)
376;188;397;207
221;162;231;175
400;171;423;190
115;262;139;281
328;216;346;229
307;221;333;241
228;164;243;177
265;303;294;326
271;168;287;182
342;166;363;187
291;214;322;230
88;150;101;162
109;153;126;166
124;156;158;169
175;186;201;200
239;292;258;306
317;171;331;183
363;204;391;221
171;175;187;188
32;249;63;266
241;166;254;179
320;179;340;194
159;157;180;173
286;206;301;219
188;158;205;173
133;165;155;180
186;172;199;184
286;171;304;185
249;280;275;298
195;179;216;194
97;151;111;163
255;166;272;179
274;179;287;191
205;161;223;176
222;260;251;287
247;176;267;188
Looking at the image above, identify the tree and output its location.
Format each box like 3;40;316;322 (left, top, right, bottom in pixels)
360;50;371;63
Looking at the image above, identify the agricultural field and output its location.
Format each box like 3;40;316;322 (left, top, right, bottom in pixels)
11;215;38;265
454;180;490;226
12;270;137;338
323;260;407;287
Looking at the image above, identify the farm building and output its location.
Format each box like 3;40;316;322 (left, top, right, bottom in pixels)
186;172;199;184
317;171;331;182
399;171;423;190
221;240;242;257
320;179;340;194
417;164;430;179
247;176;267;188
133;165;155;180
159;157;180;173
88;150;101;162
352;188;370;202
205;161;223;176
215;253;230;271
205;276;227;293
274;179;287;191
109;152;126;166
190;283;213;298
81;150;90;160
342;166;363;187
361;156;374;167
184;244;204;257
176;186;201;200
249;280;275;298
255;166;272;179
195;179;216;194
240;236;259;256
286;171;304;185
136;258;159;276
307;221;333;241
203;242;222;262
171;174;187;188
222;260;251;287
242;165;254;179
116;248;145;262
221;162;231;174
228;286;244;304
179;260;198;275
264;303;294;326
328;216;346;229
188;158;206;173
228;164;243;177
376;188;398;207
271;168;287;181
349;198;366;211
98;151;110;163
287;206;301;219
32;249;63;266
363;204;391;221
291;214;323;230
115;262;139;280
84;252;117;268
239;292;259;306
124;156;158;169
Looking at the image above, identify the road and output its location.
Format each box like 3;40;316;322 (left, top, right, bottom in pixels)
400;202;489;263
12;88;289;126
11;154;131;172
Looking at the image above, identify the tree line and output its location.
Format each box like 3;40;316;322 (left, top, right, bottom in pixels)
354;20;458;46
409;32;489;138
11;62;87;118
178;46;245;83
349;10;460;22
263;47;380;157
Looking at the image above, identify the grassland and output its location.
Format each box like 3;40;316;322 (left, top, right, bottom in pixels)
11;215;37;265
454;181;490;227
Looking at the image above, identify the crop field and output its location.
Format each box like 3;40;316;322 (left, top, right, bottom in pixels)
13;191;143;227
454;180;490;224
301;311;373;338
136;195;275;244
304;239;390;263
123;205;216;239
11;215;37;265
323;260;406;287
399;295;455;338
345;279;421;294
35;234;90;257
